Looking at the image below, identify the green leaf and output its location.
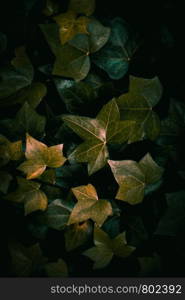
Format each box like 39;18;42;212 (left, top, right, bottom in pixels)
117;76;163;142
0;47;33;102
0;135;23;166
83;226;135;269
18;134;66;179
108;153;164;204
62;98;134;175
160;99;185;138
69;0;95;16
45;259;68;277
54;11;89;45
40;19;110;81
93;18;139;79
0;102;46;139
155;191;185;236
39;199;71;230
8;241;47;277
68;184;112;226
65;221;92;251
6;177;48;215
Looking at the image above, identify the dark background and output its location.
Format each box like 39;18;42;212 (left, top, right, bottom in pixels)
0;0;185;277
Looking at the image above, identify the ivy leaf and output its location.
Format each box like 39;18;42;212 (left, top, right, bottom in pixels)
0;135;23;166
0;102;46;139
18;134;66;179
0;47;33;101
83;226;135;269
39;199;71;230
0;32;7;54
160;99;185;138
54;72;114;115
6;177;48;215
45;259;68;277
54;11;89;45
40;19;110;81
69;0;95;16
8;241;47;277
42;0;59;16
65;221;92;251
155;191;185;236
68;184;112;226
0;171;12;194
62;98;134;175
117;76;163;142
93;18;139;79
108;153;164;205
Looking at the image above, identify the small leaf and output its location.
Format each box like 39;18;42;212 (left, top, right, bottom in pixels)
108;153;163;204
45;259;68;277
0;171;12;194
68;184;112;226
18;134;66;179
93;18;139;79
6;177;48;215
117;76;163;142
0;135;22;166
83;226;135;269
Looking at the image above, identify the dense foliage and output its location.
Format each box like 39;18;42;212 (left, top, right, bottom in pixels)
0;0;185;277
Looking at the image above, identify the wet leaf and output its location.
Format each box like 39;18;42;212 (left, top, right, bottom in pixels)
117;76;163;142
83;226;135;269
62;98;134;175
68;184;112;226
108;153;164;204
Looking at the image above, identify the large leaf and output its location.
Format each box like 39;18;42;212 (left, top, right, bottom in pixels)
0;102;46;139
62;98;134;175
93;18;139;79
40;19;110;80
108;153;164;204
117;76;163;142
6;177;48;215
68;184;112;226
83;226;135;269
18;134;66;179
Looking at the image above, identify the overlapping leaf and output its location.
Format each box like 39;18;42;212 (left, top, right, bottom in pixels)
65;221;92;251
68;184;112;226
0;102;46;139
108;153;164;205
62;99;134;175
117;76;163;142
93;18;139;79
6;177;48;215
54;11;89;45
83;226;135;269
0;135;22;166
40;18;110;80
18;134;66;179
